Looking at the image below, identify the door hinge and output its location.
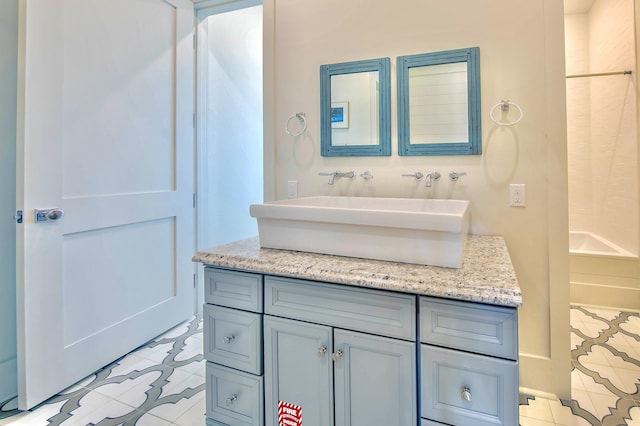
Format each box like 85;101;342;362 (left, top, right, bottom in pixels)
193;113;196;129
14;210;23;224
193;193;196;209
193;33;196;49
193;273;197;288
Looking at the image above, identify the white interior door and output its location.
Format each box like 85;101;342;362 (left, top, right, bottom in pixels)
15;0;195;410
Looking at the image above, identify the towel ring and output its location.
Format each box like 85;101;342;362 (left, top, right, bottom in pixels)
285;112;307;137
489;100;523;126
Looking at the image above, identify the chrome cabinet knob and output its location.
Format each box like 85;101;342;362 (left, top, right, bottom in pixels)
332;350;343;362
317;346;327;356
226;394;237;406
223;335;235;343
461;386;471;402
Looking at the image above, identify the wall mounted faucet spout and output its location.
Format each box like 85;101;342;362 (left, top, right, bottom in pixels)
425;172;441;187
319;170;356;185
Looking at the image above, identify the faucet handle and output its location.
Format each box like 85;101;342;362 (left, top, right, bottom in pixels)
359;170;373;180
402;172;424;180
449;171;467;181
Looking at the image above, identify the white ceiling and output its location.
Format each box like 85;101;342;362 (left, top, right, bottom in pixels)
564;0;596;14
191;0;596;15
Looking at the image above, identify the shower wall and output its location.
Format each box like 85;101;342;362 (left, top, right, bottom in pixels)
565;0;639;256
565;13;592;232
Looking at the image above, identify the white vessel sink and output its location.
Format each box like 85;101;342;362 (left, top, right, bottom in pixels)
249;196;470;268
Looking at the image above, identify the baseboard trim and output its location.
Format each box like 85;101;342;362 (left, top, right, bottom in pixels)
0;357;17;403
571;282;640;311
518;353;566;399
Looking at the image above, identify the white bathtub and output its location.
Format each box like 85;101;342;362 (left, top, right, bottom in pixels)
569;232;639;310
569;231;634;258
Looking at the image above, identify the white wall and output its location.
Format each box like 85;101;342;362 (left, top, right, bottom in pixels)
0;0;18;404
589;0;638;254
201;5;263;249
263;0;570;398
565;13;593;232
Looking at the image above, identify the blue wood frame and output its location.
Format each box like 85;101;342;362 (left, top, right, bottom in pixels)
320;58;391;157
397;47;481;156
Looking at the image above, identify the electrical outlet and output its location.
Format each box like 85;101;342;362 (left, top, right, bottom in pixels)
509;184;526;207
287;181;298;198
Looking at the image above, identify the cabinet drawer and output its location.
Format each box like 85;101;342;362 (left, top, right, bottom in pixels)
420;297;517;360
206;363;264;426
421;345;518;426
205;268;263;312
204;304;262;375
265;276;416;341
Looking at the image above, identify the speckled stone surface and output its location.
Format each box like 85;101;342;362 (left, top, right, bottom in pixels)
193;234;522;307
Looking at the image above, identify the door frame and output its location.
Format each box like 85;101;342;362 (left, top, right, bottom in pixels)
193;0;264;313
194;0;262;252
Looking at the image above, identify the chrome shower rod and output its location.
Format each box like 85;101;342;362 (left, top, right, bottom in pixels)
566;70;632;79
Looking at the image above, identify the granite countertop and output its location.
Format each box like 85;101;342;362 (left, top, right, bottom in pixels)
193;235;522;307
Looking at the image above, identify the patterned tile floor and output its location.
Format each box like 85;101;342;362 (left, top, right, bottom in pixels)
0;316;205;426
520;306;640;426
0;306;638;425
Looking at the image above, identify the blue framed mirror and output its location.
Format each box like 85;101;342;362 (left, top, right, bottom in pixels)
320;58;391;156
397;47;481;156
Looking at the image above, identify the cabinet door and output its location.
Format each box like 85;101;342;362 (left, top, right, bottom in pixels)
333;329;417;426
264;316;334;426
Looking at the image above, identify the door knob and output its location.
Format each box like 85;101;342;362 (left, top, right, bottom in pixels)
317;346;327;356
35;208;64;223
332;350;343;362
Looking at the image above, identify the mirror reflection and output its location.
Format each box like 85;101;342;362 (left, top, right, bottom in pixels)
408;62;468;145
330;72;379;147
320;58;391;157
397;47;481;156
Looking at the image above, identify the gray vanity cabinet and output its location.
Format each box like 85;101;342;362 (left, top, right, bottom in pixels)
263;276;417;426
202;266;519;426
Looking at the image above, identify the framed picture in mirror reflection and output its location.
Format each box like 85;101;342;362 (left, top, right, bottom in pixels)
331;101;349;129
